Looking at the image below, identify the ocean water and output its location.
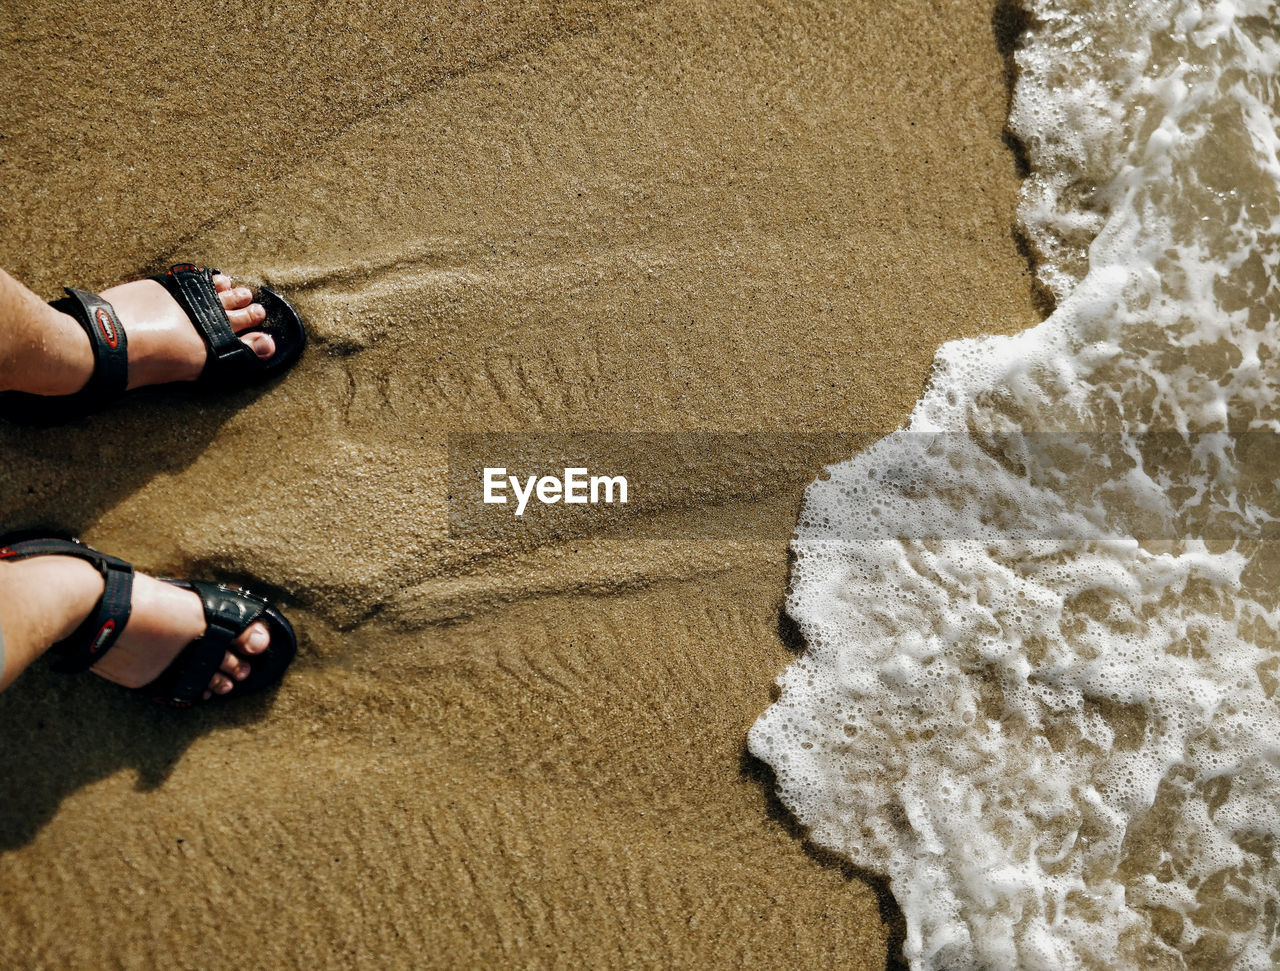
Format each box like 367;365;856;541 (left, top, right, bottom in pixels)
748;1;1280;968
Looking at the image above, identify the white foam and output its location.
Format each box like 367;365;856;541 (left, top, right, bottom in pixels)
749;1;1280;966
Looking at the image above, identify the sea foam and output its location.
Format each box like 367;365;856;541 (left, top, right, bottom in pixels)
748;1;1280;967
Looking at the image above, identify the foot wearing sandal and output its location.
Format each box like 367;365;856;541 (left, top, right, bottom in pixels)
95;273;278;390
89;570;272;702
0;538;297;706
0;264;305;407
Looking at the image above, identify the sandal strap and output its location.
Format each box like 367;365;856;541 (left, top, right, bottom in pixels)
0;537;133;673
50;287;129;400
151;264;260;383
149;580;267;707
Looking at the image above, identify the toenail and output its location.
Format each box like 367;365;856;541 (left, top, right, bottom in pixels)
237;664;250;679
249;627;269;650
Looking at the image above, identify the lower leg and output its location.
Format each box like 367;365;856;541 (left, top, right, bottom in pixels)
0;269;94;395
0;557;105;691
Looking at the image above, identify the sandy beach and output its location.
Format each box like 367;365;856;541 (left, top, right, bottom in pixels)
0;0;1042;965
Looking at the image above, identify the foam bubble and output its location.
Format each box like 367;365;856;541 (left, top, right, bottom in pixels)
750;1;1280;966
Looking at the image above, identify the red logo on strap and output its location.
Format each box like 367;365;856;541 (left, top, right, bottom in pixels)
0;547;15;559
95;308;119;348
89;619;116;655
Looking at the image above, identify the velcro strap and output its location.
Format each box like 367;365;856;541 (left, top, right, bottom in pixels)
0;537;134;673
156;581;266;706
0;537;131;575
50;555;133;674
52;288;129;399
153;265;258;381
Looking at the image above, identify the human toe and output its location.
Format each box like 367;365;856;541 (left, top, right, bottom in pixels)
210;673;235;695
217;279;275;359
219;650;251;681
238;332;274;360
236;621;271;655
226;302;267;331
219;285;255;311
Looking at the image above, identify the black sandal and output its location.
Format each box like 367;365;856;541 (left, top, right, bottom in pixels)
7;263;305;415
0;536;297;708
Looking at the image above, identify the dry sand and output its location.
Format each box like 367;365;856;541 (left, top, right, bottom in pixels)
0;0;1042;966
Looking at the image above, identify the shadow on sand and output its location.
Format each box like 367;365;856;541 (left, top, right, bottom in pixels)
0;666;285;852
0;380;275;534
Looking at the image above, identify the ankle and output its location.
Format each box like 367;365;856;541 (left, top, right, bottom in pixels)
20;557;106;641
0;306;95;396
0;557;105;688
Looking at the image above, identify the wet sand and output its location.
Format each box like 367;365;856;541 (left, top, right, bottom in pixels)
0;1;1041;966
